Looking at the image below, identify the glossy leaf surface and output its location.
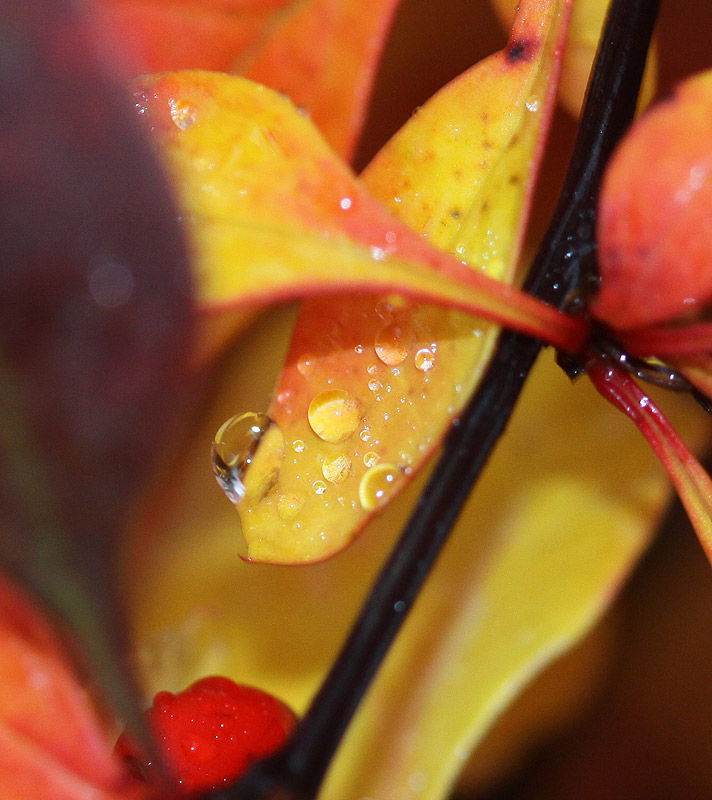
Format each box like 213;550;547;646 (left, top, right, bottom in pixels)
229;0;572;563
594;69;712;330
0;0;192;725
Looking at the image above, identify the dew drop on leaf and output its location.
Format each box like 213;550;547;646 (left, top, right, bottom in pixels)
312;480;328;495
374;318;415;366
414;347;436;372
358;463;403;510
322;454;353;484
363;451;380;468
212;412;284;505
307;390;364;443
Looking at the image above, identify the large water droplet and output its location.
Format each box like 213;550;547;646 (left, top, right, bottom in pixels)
359;463;403;510
322;454;353;484
212;413;284;505
308;390;364;443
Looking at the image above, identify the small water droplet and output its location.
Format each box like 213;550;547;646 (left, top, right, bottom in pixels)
525;96;541;113
360;428;373;443
212;413;284;504
322;454;353;484
363;451;380;468
292;439;306;453
375;318;415;366
359;463;402;510
415;347;436;372
312;480;327;495
375;300;393;323
340;197;353;210
368;379;383;393
308;390;364;443
277;491;307;520
169;98;197;130
297;355;315;377
354;344;364;354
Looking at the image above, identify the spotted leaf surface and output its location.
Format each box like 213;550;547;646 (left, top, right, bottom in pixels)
232;0;572;562
491;0;658;116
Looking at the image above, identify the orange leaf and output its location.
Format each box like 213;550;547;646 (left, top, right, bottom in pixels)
239;0;402;159
0;576;146;800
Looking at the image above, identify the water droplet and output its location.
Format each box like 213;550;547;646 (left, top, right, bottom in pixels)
354;344;364;354
360;428;373;443
340;197;353;210
292;439;306;453
375;300;393;322
525;96;541;113
212;413;284;504
322;454;353;484
368;379;383;393
308;390;364;443
359;463;403;510
375;319;415;366
277;491;307;520
297;355;315;377
415;347;436;372
312;480;327;495
168;98;197;130
363;451;380;468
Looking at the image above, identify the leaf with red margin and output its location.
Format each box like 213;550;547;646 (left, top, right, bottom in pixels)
587;359;712;566
223;0;572;563
101;0;400;159
0;576;148;800
137;70;585;366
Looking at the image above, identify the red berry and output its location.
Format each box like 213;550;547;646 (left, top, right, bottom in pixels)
594;69;712;330
115;676;297;796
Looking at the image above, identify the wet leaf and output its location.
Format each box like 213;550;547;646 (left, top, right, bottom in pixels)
102;0;399;158
0;0;192;725
0;576;147;800
217;0;572;563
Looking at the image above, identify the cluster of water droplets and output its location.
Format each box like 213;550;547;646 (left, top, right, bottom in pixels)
210;299;462;536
